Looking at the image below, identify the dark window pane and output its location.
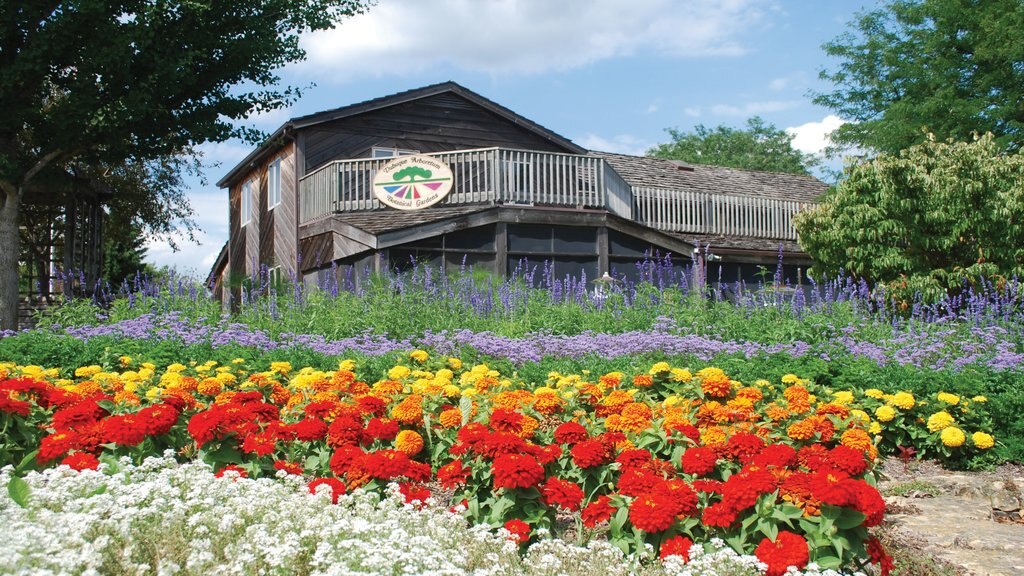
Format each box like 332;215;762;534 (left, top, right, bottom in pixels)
552;227;596;253
608;230;652;257
404;235;443;249
445;252;496;275
552;256;598;281
508;224;551;253
389;249;442;272
447;225;496;251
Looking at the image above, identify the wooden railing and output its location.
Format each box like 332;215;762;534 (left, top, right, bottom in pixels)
632;186;811;240
298;148;812;240
299;148;616;223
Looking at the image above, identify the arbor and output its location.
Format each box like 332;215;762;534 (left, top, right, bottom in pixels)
814;0;1024;155
794;133;1024;304
647;117;818;175
0;0;370;330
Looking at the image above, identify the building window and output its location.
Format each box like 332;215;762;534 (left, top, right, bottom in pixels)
241;180;253;226
268;159;281;209
507;224;599;279
372;147;419;158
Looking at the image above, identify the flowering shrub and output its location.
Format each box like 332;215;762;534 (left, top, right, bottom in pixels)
1;454;869;576
1;354;997;573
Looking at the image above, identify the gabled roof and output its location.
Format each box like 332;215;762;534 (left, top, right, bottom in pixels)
591;152;829;204
217;81;585;188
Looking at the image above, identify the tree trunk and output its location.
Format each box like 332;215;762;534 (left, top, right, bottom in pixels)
0;188;21;331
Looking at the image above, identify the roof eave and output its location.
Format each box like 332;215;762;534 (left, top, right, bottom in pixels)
216;123;292;189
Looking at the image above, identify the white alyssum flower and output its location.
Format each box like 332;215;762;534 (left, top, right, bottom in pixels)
0;455;866;576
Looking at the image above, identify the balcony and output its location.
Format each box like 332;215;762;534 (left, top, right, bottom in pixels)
298;147;814;241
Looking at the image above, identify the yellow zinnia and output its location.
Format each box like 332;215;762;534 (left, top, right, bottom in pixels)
972;431;995;450
936;392;960;406
926;411;955;432
941;426;966;448
889;391;915;410
875;405;897;423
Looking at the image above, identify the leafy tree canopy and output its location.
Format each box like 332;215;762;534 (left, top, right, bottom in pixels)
814;0;1024;155
647;116;818;175
794;133;1024;304
0;0;370;329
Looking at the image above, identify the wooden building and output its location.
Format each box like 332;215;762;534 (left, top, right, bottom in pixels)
212;82;826;301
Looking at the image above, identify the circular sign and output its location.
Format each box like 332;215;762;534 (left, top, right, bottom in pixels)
372;155;454;210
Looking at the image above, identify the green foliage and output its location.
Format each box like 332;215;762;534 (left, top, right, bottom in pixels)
0;0;372;330
815;0;1024;155
795;133;1024;304
648;116;819;175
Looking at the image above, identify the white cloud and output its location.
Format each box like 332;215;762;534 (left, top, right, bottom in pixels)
645;103;659;114
683;106;702;118
767;77;789;91
198;141;251;170
709;100;800;116
144;188;229;278
576;133;652;156
297;0;774;79
786;114;845;155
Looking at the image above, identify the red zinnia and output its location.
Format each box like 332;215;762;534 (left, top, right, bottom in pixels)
437;459;471;489
554;421;589;445
750;444;798;469
399;482;432;506
628;491;677;533
754;531;809;576
616;448;653;469
503;519;531;544
362;449;412;480
308;477;346;504
867;536;894;576
60;452;100;471
680;446;718;477
273;460;304;475
290;418;328;442
701;501;738;529
214;464;248;479
570;438;611;469
726;432;766;464
581;495;616;527
363;417;399;441
329;445;365;476
828;444;868;476
492;453;545;490
659;535;694;561
541;477;585;511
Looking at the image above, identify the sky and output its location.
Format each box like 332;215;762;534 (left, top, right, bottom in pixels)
145;0;879;277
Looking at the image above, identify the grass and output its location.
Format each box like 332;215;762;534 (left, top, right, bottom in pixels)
882;480;942;498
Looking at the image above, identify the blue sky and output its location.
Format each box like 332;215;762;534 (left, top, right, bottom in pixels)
146;0;878;275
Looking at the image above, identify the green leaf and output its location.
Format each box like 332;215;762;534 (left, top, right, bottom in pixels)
14;450;39;474
459;396;473;426
7;476;30;508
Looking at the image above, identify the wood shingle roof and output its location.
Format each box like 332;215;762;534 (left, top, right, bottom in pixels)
591;151;829;204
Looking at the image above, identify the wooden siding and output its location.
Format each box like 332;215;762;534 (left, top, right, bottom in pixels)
303;93;569;171
273;144;298;274
228;184;245;306
299;233;334;269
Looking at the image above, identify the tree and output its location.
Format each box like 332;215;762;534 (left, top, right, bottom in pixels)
647;117;818;175
814;0;1024;156
0;0;370;330
794;133;1024;305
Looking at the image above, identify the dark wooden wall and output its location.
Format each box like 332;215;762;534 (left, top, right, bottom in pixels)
303;93;572;172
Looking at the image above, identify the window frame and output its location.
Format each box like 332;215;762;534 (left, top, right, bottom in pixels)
240;180;253;226
268;159;281;210
371;146;419;159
